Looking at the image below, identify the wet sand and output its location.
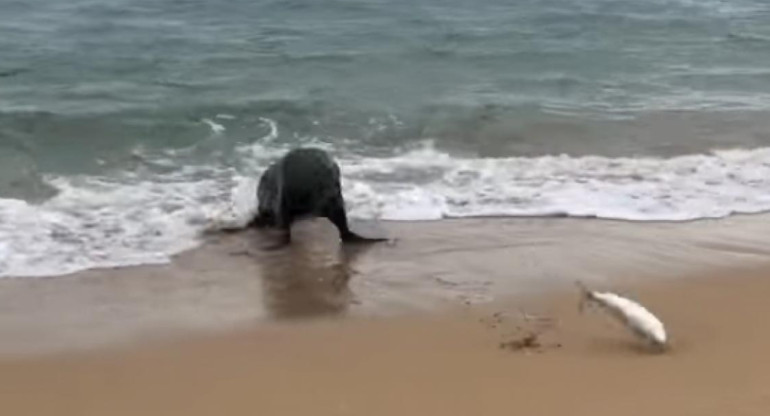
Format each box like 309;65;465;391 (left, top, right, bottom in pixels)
3;265;770;415
2;217;770;414
3;216;770;354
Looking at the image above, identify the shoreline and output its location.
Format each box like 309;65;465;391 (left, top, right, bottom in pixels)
4;215;770;355
2;216;770;414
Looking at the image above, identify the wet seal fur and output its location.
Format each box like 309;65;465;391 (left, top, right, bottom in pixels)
248;147;387;246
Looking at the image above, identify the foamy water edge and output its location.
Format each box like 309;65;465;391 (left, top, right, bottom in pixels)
3;142;770;277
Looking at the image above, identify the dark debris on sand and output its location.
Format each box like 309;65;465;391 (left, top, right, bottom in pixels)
480;310;562;353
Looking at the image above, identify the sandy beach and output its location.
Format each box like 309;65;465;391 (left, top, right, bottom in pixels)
6;0;770;414
2;217;770;414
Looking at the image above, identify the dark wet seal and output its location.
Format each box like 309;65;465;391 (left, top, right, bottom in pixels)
248;147;388;248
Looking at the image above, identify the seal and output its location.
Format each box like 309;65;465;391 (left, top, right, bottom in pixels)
248;147;386;245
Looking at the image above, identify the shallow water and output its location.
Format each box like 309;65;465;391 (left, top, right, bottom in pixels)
3;0;770;276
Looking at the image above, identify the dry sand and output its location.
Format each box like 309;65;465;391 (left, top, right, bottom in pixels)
2;217;770;414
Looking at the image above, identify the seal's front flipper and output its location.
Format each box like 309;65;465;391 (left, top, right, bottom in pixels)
259;229;291;251
247;211;274;228
324;201;387;244
341;231;388;244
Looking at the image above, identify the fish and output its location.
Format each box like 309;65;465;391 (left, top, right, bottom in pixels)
577;281;667;350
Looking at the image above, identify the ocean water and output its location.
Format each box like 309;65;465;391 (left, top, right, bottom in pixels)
2;0;770;276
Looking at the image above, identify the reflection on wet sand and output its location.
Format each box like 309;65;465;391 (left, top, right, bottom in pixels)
257;220;373;319
6;216;770;354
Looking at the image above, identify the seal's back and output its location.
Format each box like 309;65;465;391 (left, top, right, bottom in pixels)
279;148;342;215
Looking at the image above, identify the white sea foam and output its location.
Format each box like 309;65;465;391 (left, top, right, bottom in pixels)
4;141;770;277
201;118;226;135
0;174;220;277
258;117;279;142
340;144;770;221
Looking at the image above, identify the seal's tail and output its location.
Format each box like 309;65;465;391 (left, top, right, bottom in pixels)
575;280;593;314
